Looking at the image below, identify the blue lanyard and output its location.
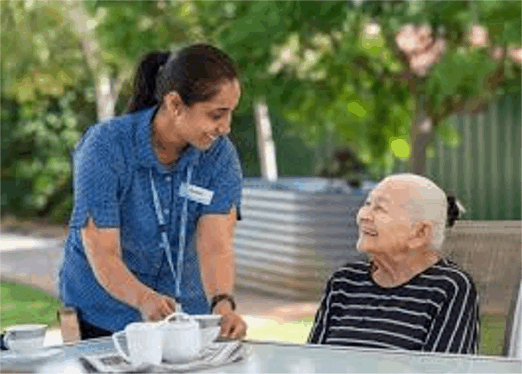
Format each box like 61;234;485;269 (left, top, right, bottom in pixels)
149;165;193;298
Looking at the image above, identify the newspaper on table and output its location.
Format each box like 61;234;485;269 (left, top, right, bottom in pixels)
81;341;246;373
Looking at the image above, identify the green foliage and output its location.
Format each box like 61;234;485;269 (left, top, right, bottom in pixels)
1;85;96;222
476;0;521;45
436;121;461;148
1;1;89;101
1;0;520;220
229;112;315;178
427;48;499;118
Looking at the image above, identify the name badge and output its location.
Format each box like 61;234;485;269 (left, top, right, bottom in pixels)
179;183;214;205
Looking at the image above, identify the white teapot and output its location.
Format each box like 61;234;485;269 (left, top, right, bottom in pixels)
161;312;201;363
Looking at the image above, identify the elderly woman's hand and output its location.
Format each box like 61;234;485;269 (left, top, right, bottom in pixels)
214;302;247;340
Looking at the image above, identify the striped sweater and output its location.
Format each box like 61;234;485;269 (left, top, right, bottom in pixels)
308;258;479;354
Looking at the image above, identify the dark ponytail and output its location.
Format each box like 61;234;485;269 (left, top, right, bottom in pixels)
127;52;170;113
128;44;238;114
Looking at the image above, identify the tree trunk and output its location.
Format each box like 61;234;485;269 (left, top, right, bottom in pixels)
60;0;116;121
409;109;436;176
95;69;116;120
253;97;278;181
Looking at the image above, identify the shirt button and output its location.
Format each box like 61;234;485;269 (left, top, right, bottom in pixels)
163;209;170;215
165;176;172;182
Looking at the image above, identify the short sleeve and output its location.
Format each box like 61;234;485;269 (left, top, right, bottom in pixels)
69;125;124;228
200;143;243;220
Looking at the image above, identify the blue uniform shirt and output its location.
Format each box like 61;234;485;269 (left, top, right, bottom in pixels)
58;106;243;332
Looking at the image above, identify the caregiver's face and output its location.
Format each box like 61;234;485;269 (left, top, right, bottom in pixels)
170;79;241;151
356;180;415;255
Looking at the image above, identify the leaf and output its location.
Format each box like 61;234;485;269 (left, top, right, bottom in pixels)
347;101;367;118
390;138;411;159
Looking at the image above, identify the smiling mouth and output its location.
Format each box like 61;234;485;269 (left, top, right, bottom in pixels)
361;229;378;237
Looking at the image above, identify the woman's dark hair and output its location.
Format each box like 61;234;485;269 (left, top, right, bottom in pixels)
446;195;461;228
127;44;238;113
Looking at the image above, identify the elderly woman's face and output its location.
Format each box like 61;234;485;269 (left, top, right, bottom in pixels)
356;180;415;255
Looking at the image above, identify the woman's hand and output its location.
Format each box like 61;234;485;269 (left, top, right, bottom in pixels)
214;301;247;340
138;291;177;322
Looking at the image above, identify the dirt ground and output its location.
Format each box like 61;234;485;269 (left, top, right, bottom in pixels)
0;216;69;238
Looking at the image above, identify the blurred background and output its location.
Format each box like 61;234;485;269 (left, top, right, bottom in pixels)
1;0;521;356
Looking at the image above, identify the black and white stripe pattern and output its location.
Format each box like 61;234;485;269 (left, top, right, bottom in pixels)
308;259;479;354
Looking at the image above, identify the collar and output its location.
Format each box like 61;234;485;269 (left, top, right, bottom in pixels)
136;106;201;174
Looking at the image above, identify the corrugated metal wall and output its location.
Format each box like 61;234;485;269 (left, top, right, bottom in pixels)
394;95;521;220
234;180;366;299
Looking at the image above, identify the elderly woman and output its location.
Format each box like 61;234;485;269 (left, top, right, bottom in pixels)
308;173;479;354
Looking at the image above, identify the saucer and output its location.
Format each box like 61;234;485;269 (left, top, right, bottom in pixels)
0;347;63;364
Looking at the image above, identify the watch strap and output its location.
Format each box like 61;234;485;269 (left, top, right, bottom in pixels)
210;293;236;312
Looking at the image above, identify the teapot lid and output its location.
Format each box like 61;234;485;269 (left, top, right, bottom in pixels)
165;318;197;327
161;313;198;330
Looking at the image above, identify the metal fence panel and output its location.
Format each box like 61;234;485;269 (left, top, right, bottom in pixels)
394;95;521;220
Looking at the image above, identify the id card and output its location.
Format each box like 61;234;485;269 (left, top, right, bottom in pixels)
179;183;214;205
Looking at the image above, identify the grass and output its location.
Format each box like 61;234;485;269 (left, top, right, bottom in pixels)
245;317;314;344
0;281;509;356
247;315;508;356
479;313;506;356
0;281;61;332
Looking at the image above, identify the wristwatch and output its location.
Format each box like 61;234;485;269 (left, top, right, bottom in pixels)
210;294;236;312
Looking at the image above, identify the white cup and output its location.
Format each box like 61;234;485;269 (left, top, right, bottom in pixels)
200;326;221;346
161;312;201;363
4;324;47;353
193;314;222;347
112;322;163;367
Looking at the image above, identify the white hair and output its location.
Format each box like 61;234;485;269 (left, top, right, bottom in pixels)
381;173;447;251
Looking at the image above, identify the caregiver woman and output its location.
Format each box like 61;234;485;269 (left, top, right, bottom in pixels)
59;44;247;340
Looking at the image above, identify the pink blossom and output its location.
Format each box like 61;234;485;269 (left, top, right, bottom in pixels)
417;24;433;51
394;23;521;75
469;25;488;47
365;22;381;37
410;51;439;77
396;24;417;54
